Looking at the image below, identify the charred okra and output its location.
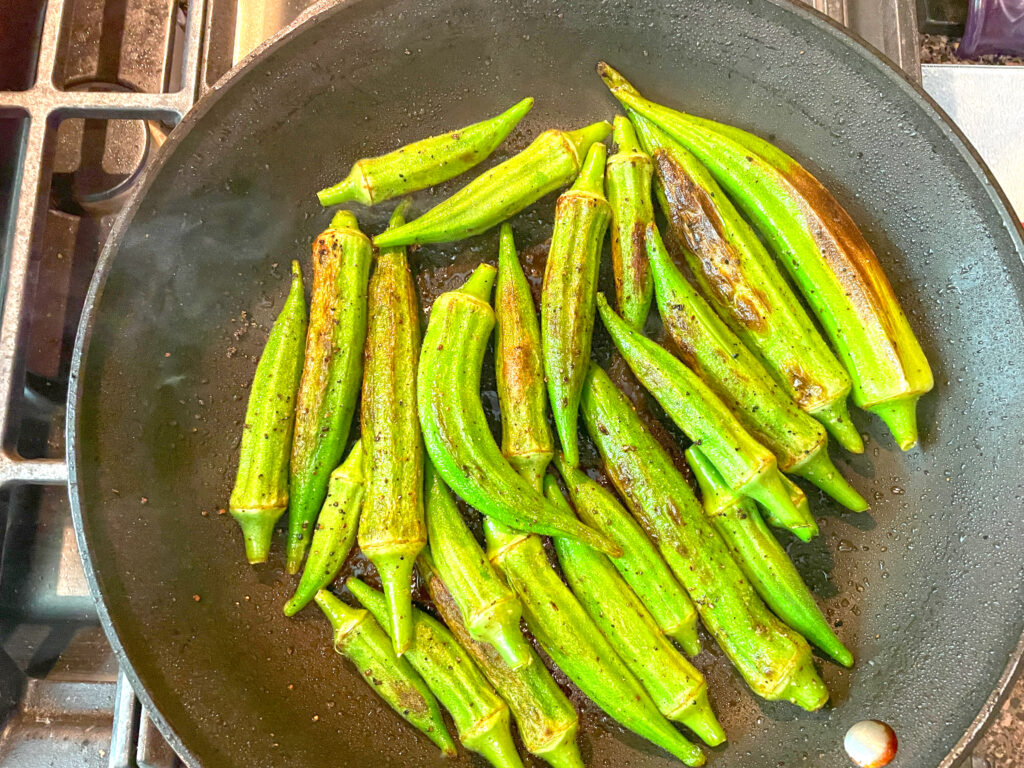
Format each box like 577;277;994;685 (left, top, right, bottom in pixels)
289;212;372;573
230;261;307;564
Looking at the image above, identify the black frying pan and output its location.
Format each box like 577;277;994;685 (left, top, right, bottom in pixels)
68;1;1024;766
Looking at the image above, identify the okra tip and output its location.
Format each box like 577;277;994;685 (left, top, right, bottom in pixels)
570;141;607;196
683;690;727;747
505;95;535;122
563;120;612;165
388;198;413;230
611;114;642;155
813;399;865;455
231;509;280;565
595;61;635;96
796;449;869;513
498;222;516;262
458;262;498;303
870;396;922;452
328;209;360;231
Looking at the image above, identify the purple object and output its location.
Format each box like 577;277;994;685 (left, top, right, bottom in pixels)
958;0;1024;58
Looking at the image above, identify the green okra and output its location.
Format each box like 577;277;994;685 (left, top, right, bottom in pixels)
546;478;725;746
358;204;425;654
348;578;524;768
483;520;706;766
644;224;868;515
554;456;700;655
374;121;612;247
605;115;655;331
314;590;455;755
230;261;307;564
288;212;373;573
317;98;533;207
581;364;830;711
630;113;863;454
541;142;613;468
685;447;853;667
597;292;816;541
284;441;365;616
495;224;554;492
423;463;531;668
600;63;933;450
419;551;584;768
416;264;618;555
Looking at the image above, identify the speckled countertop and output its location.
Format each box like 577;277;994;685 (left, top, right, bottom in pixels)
919;30;1024;768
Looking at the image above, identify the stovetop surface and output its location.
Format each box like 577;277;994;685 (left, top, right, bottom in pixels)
0;1;1020;767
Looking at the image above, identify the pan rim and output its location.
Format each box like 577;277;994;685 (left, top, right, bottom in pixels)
65;1;1024;766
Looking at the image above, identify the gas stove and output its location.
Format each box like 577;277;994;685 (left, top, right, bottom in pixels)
0;1;1019;766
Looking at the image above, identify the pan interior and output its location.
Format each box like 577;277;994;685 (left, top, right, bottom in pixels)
69;0;1024;766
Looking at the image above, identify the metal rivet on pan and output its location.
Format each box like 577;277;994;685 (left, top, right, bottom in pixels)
845;720;898;767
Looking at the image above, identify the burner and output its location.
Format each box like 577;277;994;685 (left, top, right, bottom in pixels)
50;82;167;216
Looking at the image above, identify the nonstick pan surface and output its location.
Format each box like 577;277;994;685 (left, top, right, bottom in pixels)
69;1;1024;766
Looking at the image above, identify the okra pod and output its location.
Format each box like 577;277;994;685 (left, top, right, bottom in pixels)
416;264;617;555
374;121;612;247
419;550;584;768
487;220;702;763
423;463;531;668
317;98;533;207
314;590;455;755
605;115;655;330
630;113;863;454
348;579;524;768
546;478;725;746
541;142;613;468
581;363;830;711
288;212;372;573
494;223;554;491
284;441;365;616
554;456;700;655
600;63;933;449
685;447;853;667
483;520;706;766
644;224;868;514
229;261;307;564
597;292;816;541
358;204;425;654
